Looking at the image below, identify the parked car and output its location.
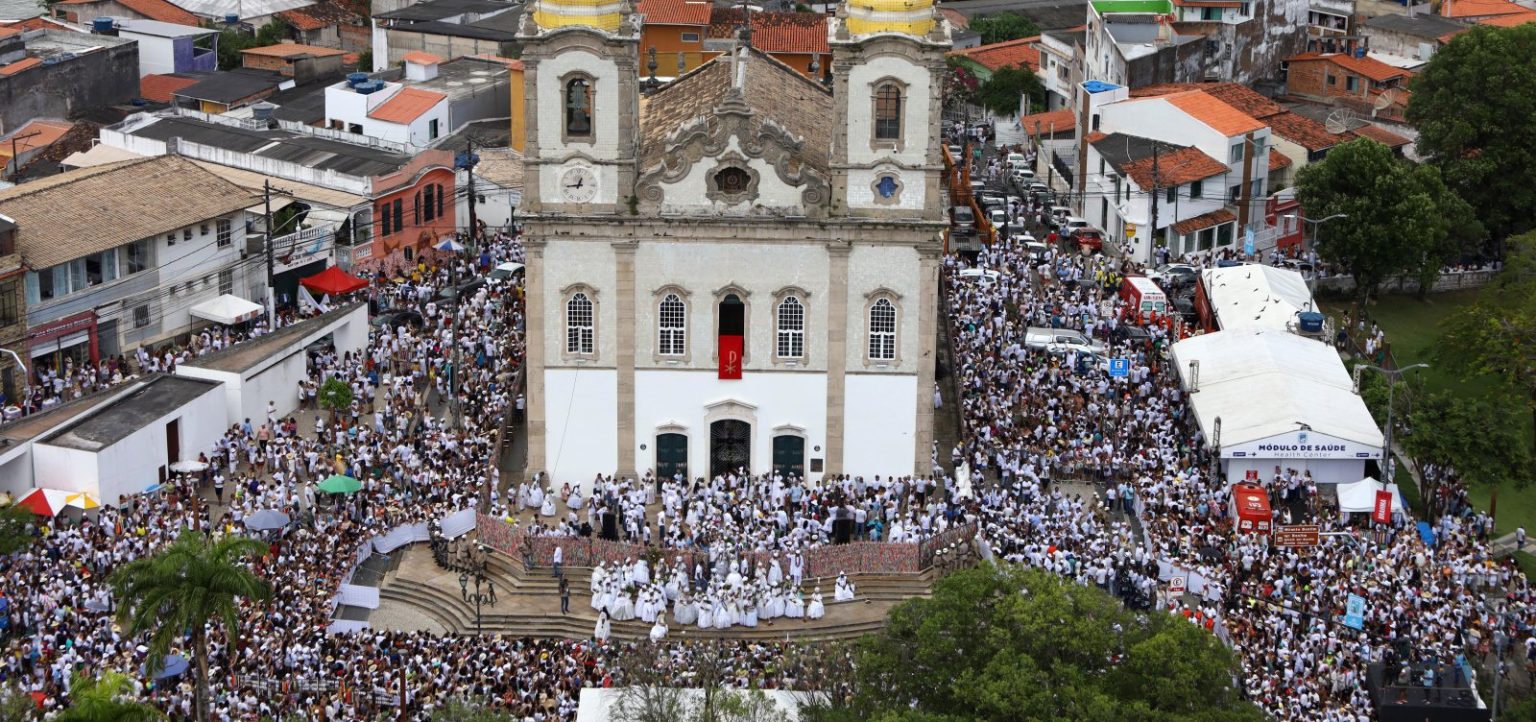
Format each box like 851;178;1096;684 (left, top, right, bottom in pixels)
435;277;486;304
951;205;975;227
1025;326;1107;354
946;144;963;158
1005;152;1028;170
1009;168;1036;185
957;267;1002;284
1280;258;1316;274
1069;226;1103;252
1147;263;1199;288
1022;240;1050;260
1047;207;1073;228
1112;324;1155;347
987;208;1008;228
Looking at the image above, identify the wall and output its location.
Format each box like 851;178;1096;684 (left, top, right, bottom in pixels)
1286;59;1371;102
456;175;519;231
379;29;517;72
0;444;33;497
0;40;138;136
371;165;457;261
177;349;306;427
119;32;176;76
843;373;917;477
544;367;617;487
640;24;708;74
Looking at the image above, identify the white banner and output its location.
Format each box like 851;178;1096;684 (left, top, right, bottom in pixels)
338;584;380;609
326;619;370;635
441;508;477;539
1223;430;1381;460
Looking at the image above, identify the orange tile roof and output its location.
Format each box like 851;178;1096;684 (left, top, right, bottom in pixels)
1265;111;1344;152
708;10;829;54
139;73;200;102
61;0;201;25
0;26;18;39
1267;147;1291;172
1162;90;1265;136
0;17;65;32
242;43;348;58
1351;123;1411;148
1476;8;1536;25
1287;52;1412;82
278;8;331;31
0;120;73;160
940;8;970;29
402;51;443;65
1120;146;1230;188
478;53;526;71
368;87;446;124
637;0;714;26
0;58;42;76
1442;0;1528;17
1017;109;1077;135
1173;208;1236;236
947;36;1042;72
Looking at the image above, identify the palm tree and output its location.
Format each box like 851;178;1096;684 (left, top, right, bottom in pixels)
53;671;162;722
109;532;271;722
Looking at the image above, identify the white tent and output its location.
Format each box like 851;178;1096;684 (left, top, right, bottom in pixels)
189;294;263;325
1201;264;1315;332
1335;477;1408;514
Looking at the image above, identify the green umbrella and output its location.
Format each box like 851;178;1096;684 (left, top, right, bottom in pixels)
317;475;362;494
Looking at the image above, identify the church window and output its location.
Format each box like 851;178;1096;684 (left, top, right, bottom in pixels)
659;293;686;356
874;84;903;140
869;298;896;361
565;78;593;138
715;167;751;195
567;292;594;354
776;296;804;360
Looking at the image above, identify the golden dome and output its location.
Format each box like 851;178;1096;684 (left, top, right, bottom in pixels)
531;0;624;31
845;0;936;36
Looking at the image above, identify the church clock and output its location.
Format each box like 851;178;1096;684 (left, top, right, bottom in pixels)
560;166;598;203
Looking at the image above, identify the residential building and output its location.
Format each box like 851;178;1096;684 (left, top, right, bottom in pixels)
101;110;458;274
0;119;74;182
323;54;511;147
171;69;289;113
1284;52;1413;122
0;29;138;136
113;19;218;77
370;0;522;72
1036;28;1086;110
1440;0;1531;22
516;0;948;484
159;0;315;27
940;8;980;49
240;42;348;82
0;214;26;402
0;156;257;372
947;36;1041;83
51;0;201;26
1306;0;1354;40
456;146;522;231
277;3;369;50
636;0;713;74
1359;13;1467;69
1084;0;1310;88
1474;9;1536;26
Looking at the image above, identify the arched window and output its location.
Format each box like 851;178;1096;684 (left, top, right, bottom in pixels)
869;298;896;360
874;84;902;140
567;292;594;354
565;78;592;137
659;293;686;356
776;296;804;359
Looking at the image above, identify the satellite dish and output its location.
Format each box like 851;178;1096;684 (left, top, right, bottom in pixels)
1373;88;1399;112
1325;108;1358;135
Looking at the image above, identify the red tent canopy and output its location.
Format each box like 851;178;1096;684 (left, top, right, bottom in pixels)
1231;483;1272;535
300;266;368;296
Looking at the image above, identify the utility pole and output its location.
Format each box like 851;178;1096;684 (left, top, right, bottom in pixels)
1148;143;1160;263
263;179;277;331
7;130;41;184
450;138;478;431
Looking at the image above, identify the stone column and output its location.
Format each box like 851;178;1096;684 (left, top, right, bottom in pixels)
524;238;547;479
913;245;939;476
824;241;851;476
613;240;638;481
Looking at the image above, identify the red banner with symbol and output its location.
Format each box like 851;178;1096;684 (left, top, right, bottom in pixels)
1372;489;1393;524
719;335;743;380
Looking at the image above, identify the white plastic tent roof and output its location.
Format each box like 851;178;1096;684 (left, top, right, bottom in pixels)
1171;329;1384;449
1201;264;1315;332
190;294;263;325
164;0;316;19
1335;477;1408;514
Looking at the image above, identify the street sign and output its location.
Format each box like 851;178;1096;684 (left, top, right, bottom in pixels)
1273;524;1321;548
1169;576;1187;594
1343;594;1366;630
1108;358;1131;378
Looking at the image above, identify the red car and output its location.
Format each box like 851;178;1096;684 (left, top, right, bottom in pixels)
1070;227;1104;252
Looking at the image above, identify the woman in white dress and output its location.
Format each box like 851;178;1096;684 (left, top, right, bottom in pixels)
638;588;657;623
539;490;557;517
785;589;804;619
714;597;734;630
806;588;826;620
697;594;715;630
674;593;698;626
612;589;635;621
590;562;607;594
594;610;611;642
649;617;668;643
527;484;544;510
834;572;856;602
743;597;759;628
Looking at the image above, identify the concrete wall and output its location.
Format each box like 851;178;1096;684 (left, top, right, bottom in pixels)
0;39;138;136
0;444;33;497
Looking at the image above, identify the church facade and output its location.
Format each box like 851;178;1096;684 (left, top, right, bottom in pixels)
518;0;951;487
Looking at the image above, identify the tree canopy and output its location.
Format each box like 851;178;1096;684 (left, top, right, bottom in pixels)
1438;229;1536;450
1294;138;1478;300
1403;390;1531;496
975;66;1045;117
820;564;1261;722
1407;23;1536;242
215;20;291;71
970;12;1041;45
53;672;163;722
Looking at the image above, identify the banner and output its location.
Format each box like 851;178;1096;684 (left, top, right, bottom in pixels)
719;335;743;380
1372;489;1393;524
1343;593;1365;630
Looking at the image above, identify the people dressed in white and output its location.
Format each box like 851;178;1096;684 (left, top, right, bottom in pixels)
785;589;804;619
834;572;856;602
649;618;668;643
807;588;826;620
594;610;611;642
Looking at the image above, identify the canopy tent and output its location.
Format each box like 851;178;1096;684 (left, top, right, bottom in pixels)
300;266;368;296
1200;264;1315;332
1231;484;1272;534
1171;330;1383;466
16;488;69;516
1335;477;1409;515
190;294;264;325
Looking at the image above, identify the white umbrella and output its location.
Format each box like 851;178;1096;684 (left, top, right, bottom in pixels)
244;509;290;531
169;460;208;473
435;237;465;253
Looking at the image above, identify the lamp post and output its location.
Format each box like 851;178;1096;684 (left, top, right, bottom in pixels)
1353;362;1428;486
1285;212;1348;257
468;572;495;635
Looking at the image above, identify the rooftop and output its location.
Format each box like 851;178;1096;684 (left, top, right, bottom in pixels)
183;303;365;373
113;114;417;179
1475;9;1536;26
0;119;73;160
1016;108;1077;136
56;0;200;25
0;156;254;268
1158;90;1265;135
708;10;829;55
1440;0;1529;17
1361;12;1469;39
369;87;447;124
1351;123;1411;148
42;375;221;451
1091;132;1229;188
467;146;523;189
160;0;317;19
436;118;514;152
637;0;713;25
116;18;215;38
376;0;517;22
1286;52;1413;82
139;72;204;102
242;43;349;59
173;69;288;104
947;36;1042;72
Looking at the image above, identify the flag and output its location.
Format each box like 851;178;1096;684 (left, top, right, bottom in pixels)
719;335;743;380
1372;490;1393;524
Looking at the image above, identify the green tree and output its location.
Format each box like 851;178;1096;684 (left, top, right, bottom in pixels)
847;564;1261;722
214;20;291;71
318;377;354;416
1402;391;1532;517
1439;229;1536;448
970;12;1041;45
1295;138;1477;301
0;505;35;555
974;65;1044;117
1407;24;1536;243
109;532;271;722
53;672;162;722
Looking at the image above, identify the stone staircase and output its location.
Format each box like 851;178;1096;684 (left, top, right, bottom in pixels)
372;543;940;642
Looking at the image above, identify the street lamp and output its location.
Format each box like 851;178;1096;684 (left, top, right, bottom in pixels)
1352;363;1428;485
468;572;495;635
1284;213;1348;256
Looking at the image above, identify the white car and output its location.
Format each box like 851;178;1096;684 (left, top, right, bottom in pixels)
489;261;524;282
1061;216;1091;234
1147;263;1199;287
1005;152;1028;169
957;267;1002;284
1022;240;1049;260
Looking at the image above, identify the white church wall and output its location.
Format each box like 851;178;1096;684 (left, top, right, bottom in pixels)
845;166;927;211
544;368;619;487
633;368;829;481
656;137;808;215
535;49;623;205
843;373;918;477
541;239;619;367
844;244;922;373
844;55;932;169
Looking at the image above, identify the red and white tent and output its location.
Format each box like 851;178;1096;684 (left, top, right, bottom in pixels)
15;488;70;516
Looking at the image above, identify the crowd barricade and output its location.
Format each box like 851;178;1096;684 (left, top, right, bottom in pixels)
474;513;976;578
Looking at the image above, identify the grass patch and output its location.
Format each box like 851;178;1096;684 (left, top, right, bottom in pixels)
1393;463;1424;519
1324;291;1536;537
1515;552;1536;582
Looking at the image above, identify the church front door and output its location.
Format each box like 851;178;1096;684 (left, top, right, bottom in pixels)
655;433;688;482
709;420;751;478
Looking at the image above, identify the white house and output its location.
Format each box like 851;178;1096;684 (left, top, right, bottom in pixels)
324;65;451;148
458;146;522;232
114;19;218;77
